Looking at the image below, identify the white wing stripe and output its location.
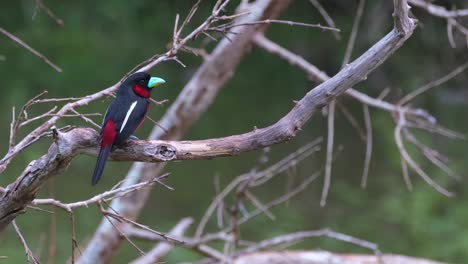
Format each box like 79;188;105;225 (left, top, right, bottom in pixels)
120;101;138;133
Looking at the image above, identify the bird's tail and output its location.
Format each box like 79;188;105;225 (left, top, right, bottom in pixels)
92;146;112;185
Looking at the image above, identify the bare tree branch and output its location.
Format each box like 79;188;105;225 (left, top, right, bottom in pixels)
32;174;171;212
308;0;340;40
408;0;468;18
0;27;62;72
394;111;452;196
129;218;193;264
209;19;340;32
398;61;468;105
233;251;446;264
341;0;366;67
408;0;468;47
33;0;64;26
360;104;373;188
237;229;379;256
321;99;335;207
13;221;40;264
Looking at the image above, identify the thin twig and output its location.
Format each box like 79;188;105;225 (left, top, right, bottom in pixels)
401;154;413;191
399;61;468;105
447;19;456;48
394;111;452;196
33;174;171;211
211;19;341;33
9;107;16;147
99;203;146;257
408;0;468;18
237;229;379;256
33;0;64;26
321;100;335;207
129;217;194;264
361;104;373;188
0;27;62;72
102;201;182;244
46;179;56;264
337;103;366;141
69;211;79;264
13;221;40;264
404;129;461;181
309;0;340;40
238;172;321;226
341;0;366;67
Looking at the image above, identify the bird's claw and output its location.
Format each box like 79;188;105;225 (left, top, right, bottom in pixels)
128;135;139;141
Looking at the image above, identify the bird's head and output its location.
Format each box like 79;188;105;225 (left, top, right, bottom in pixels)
121;72;166;98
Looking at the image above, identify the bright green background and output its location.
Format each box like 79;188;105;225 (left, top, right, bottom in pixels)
1;0;468;263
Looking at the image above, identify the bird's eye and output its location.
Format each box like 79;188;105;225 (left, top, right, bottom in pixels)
139;80;145;85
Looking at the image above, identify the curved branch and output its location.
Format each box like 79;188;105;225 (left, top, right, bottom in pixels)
408;0;468;18
233;251;445;264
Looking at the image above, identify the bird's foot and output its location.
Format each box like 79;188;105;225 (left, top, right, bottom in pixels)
128;135;140;141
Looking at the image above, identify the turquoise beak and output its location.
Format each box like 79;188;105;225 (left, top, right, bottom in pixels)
147;77;166;88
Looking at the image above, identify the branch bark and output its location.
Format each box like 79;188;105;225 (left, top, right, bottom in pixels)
129;217;193;264
408;0;468;18
233;251;445;264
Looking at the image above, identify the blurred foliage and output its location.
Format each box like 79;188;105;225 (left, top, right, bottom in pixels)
1;0;468;263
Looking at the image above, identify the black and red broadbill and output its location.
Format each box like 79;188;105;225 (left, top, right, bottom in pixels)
91;72;166;185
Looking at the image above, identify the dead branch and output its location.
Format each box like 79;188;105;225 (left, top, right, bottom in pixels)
233;251;446;264
32;174;171;212
408;0;468;47
361;104;373;188
398;61;468;105
13;221;40;264
236;229;379;256
33;0;64;26
0;27;62;72
394;111;452;196
308;0;340;40
209;19;340;33
408;0;468;18
321;99;335;207
129;218;193;264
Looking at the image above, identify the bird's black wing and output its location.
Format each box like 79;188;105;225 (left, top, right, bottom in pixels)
114;99;149;145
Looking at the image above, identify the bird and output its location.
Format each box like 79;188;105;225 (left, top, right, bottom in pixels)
91;72;166;185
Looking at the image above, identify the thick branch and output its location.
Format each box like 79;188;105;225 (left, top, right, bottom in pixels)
0;128;95;231
233;251;445;264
